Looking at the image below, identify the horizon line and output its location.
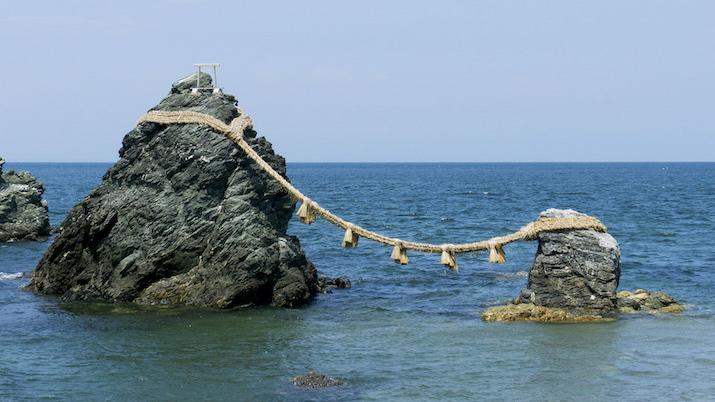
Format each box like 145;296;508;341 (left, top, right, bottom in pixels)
4;160;714;164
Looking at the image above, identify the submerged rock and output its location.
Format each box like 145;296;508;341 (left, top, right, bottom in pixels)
518;209;620;310
0;157;51;242
317;275;351;293
292;372;343;388
26;72;318;308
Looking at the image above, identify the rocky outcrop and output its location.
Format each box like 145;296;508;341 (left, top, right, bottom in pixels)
317;275;351;293
617;289;683;313
481;303;606;322
292;372;343;388
0;157;51;242
26;72;318;308
481;288;683;322
481;209;685;322
518;209;620;310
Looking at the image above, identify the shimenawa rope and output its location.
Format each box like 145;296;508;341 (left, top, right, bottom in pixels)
136;107;607;270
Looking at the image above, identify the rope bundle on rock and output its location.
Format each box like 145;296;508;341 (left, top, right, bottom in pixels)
136;106;608;270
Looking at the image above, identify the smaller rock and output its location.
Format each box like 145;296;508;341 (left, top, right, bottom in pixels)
651;291;676;305
616;289;683;314
660;304;684;313
292;372;343;388
328;276;351;289
644;295;665;310
317;275;351;293
616;297;640;310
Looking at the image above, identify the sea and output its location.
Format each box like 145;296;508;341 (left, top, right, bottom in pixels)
1;162;714;401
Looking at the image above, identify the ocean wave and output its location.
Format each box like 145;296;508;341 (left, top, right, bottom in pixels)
0;272;24;281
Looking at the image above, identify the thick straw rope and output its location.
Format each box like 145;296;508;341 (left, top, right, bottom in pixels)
136;107;607;267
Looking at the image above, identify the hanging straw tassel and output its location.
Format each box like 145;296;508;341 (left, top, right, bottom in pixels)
391;243;402;263
296;201;316;224
342;226;359;248
440;248;451;266
440;246;458;271
488;243;506;263
391;243;409;265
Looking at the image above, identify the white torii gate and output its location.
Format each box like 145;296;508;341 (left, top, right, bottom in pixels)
192;63;222;94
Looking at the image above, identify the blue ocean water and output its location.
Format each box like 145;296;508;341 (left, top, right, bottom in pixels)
1;162;714;400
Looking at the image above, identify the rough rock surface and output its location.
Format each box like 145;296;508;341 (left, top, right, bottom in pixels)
26;72;318;308
292;372;343;388
518;209;620;310
481;303;605;322
317;275;351;293
0;157;51;242
616;289;683;313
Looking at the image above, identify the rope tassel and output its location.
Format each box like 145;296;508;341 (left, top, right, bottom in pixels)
488;243;506;263
342;226;359;248
440;246;458;271
296;201;316;224
391;243;409;265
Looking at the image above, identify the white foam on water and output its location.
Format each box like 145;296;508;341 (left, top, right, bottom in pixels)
0;272;24;281
494;271;528;280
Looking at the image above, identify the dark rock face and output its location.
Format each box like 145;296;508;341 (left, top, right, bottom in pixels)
0;157;51;242
317;275;351;293
518;209;620;310
26;73;318;308
292;372;343;388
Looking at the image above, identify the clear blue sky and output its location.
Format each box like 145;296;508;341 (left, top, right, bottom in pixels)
1;1;714;162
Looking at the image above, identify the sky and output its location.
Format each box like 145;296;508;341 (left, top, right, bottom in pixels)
1;0;714;163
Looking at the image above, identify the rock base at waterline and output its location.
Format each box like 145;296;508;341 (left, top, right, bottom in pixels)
481;303;606;322
616;289;684;314
483;289;682;322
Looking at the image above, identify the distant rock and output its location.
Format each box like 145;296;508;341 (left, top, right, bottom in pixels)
0;157;51;242
26;72;318;308
518;209;620;310
292;372;343;388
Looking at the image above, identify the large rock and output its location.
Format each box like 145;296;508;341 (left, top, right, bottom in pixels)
518;209;620;310
0;157;51;242
26;73;318;308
